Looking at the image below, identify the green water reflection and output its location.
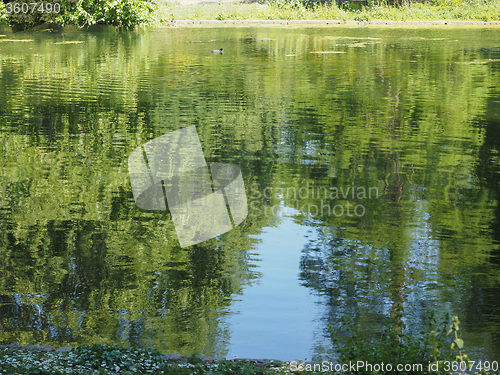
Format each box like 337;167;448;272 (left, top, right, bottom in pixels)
0;26;499;361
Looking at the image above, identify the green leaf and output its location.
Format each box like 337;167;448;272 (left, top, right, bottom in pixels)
454;338;464;349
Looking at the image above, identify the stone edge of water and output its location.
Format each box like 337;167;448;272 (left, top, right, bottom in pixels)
2;20;499;33
166;19;500;25
0;345;288;368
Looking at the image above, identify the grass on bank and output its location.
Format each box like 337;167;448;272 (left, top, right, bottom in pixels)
153;0;500;24
1;0;499;27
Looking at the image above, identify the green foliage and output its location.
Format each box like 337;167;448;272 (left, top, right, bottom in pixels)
0;2;8;24
352;8;371;20
332;304;432;373
433;0;465;8
1;0;155;28
331;310;495;375
72;344;167;372
0;345;291;374
265;0;306;9
215;12;226;20
3;0;499;25
65;0;155;27
155;0;500;21
447;316;469;367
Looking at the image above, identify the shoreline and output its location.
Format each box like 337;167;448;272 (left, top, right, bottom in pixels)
162;19;500;26
0;344;288;368
170;19;500;24
1;19;500;33
0;344;310;374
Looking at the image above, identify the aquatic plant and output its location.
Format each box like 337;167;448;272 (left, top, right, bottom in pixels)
331;308;496;375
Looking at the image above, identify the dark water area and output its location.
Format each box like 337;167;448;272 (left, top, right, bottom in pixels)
0;25;499;362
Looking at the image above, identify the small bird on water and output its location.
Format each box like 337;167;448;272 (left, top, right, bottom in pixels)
211;48;223;54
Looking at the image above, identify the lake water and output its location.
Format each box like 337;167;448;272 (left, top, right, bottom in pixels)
0;25;499;363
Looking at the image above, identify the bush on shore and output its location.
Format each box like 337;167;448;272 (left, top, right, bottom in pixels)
0;0;155;29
